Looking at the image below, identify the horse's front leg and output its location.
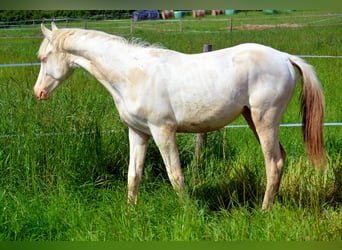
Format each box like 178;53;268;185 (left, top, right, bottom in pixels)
150;125;185;196
127;127;150;204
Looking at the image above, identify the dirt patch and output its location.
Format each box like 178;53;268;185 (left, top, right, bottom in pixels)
235;23;305;30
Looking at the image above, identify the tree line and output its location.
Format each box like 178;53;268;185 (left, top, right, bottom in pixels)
0;10;133;23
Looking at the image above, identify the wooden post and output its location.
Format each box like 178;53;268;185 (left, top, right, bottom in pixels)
229;16;233;32
203;44;212;52
130;19;133;34
194;44;212;163
195;133;207;163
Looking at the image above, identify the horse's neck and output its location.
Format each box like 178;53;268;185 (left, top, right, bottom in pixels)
64;34;135;83
65;36;127;63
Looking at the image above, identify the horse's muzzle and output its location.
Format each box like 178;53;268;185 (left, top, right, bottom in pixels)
34;87;48;100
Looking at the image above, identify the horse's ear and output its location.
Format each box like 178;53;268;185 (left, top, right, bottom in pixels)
51;22;58;31
41;23;52;41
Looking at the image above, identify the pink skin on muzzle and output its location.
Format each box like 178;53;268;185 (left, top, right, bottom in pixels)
34;87;48;100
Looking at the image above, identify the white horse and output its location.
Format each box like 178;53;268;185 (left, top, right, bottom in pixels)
34;23;325;210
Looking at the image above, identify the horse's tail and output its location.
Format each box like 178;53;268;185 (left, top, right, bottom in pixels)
289;55;325;167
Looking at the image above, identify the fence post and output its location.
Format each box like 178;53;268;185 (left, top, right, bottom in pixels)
130;18;133;34
194;44;212;163
229;16;233;32
203;44;212;52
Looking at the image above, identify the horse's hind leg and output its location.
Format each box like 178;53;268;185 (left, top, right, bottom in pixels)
250;107;286;210
242;106;260;143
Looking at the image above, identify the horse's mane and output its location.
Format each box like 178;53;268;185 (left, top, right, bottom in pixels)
127;37;164;49
38;28;163;58
37;38;50;58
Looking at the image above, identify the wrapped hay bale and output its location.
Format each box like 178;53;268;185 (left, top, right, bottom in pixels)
193;10;205;18
211;10;224;16
161;10;174;19
132;10;160;22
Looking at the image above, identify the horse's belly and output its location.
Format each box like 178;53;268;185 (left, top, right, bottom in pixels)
175;102;243;133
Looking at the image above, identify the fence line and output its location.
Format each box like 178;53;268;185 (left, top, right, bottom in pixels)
1;12;341;36
0;62;40;68
1;12;341;27
297;55;342;59
226;123;342;128
0;123;341;139
1;54;342;68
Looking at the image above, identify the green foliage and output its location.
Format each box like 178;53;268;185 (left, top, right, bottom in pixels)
0;10;132;23
0;11;341;240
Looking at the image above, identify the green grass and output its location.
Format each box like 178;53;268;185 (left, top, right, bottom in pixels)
0;11;341;240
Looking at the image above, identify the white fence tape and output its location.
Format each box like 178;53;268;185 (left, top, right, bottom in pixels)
0;62;40;68
1;123;341;139
297;55;342;59
1;55;342;68
226;123;342;128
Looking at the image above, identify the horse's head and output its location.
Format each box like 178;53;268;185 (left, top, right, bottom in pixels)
34;22;75;100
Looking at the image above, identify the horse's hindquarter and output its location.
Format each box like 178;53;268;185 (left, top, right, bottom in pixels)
235;44;296;105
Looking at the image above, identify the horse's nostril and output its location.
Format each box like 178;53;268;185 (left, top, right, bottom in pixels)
34;88;48;100
39;90;48;100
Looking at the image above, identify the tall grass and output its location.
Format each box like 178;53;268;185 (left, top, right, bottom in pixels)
0;12;341;240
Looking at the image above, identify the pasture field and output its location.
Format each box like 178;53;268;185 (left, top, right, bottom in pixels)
0;11;341;240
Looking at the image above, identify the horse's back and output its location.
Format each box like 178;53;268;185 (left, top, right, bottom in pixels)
168;43;297;132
